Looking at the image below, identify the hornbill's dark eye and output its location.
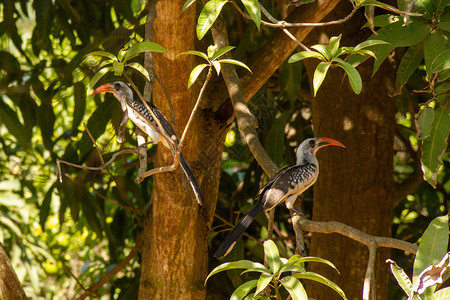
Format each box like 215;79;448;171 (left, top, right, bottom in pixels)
309;140;316;147
114;82;121;91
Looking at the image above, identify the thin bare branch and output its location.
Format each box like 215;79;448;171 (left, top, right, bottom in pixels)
297;215;418;254
363;241;377;300
75;235;144;300
83;123;105;166
180;66;212;148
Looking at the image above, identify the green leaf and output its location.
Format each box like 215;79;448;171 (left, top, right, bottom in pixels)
210;46;235;60
386;259;419;299
122;42;167;62
333;58;362;94
328;34;342;57
187;64;209;88
255;273;273;296
182;0;196;12
87;67;112;95
435;287;450;300
313;62;331;96
197;0;229;40
424;31;448;78
420;108;450;187
362;14;401;28
217;59;252;73
395;44;424;88
311;44;332;60
279;263;306;274
241;0;261;30
231;280;258;300
413;215;450;284
265;110;291;166
205;260;267;283
178;50;209;61
263;240;281;273
0;99;31;148
212;60;221;75
414;0;434;19
85;50;117;61
72;82;86;134
279;61;303;104
416;107;435;140
126;62;151;81
279;276;308;300
288;51;325;63
353;39;390;51
438;10;450;31
287;255;340;273
431;49;450;73
293;272;348;300
113;60;124;75
369;20;430;75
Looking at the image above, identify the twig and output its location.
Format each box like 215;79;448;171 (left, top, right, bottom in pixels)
75;234;144;300
363;241;377;300
63;262;87;292
259;4;359;28
179;67;212;152
84;123;105;166
57;149;142;181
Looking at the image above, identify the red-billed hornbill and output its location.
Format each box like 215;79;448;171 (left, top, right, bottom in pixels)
214;137;345;257
91;81;203;206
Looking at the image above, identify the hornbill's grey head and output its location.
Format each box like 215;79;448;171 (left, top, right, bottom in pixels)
91;81;133;107
296;137;345;164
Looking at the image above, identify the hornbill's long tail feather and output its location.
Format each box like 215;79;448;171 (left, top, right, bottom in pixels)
180;153;203;206
214;200;265;258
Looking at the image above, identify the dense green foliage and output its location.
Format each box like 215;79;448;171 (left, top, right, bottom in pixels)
0;0;448;299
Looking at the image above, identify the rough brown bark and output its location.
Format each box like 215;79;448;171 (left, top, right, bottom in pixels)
138;1;229;299
304;4;396;299
0;243;27;300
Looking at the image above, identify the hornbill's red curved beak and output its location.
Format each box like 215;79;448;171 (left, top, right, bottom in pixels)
91;83;115;96
317;137;346;148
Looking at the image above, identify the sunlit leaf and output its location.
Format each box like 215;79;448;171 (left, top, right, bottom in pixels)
255;273;273;296
178;50;209;60
313;61;331;96
197;0;229;40
288;51;325;63
126;62;151;81
359;0;423;16
333;58;362;94
241;0;261;30
264;240;281;273
413;252;450;295
212;60;221;75
113;60;124;75
279;276;308;300
420;108;450;187
88;67;112;95
188;64;209;88
311;44;332;60
287;255;340;273
210;46;235;60
293;272;348;300
85;50;117;61
413;215;449;284
353;39;390;51
205;260;267;283
435;287;450;300
231;280;258;300
217;59;252;73
328;34;342;57
386;259;419;299
122;42;167;61
182;0;196;12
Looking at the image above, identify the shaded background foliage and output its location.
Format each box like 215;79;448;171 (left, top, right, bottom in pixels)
0;0;448;299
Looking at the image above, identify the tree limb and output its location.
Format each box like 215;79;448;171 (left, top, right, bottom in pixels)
0;243;27;300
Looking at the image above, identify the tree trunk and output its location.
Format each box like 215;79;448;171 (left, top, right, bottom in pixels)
304;4;396;299
138;1;229;299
